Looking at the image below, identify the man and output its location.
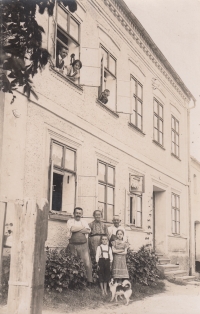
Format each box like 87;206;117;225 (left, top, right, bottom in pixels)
108;215;128;243
98;89;110;104
56;45;69;74
66;207;93;284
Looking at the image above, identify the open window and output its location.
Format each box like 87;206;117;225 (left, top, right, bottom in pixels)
49;140;76;213
130;194;142;227
98;45;117;111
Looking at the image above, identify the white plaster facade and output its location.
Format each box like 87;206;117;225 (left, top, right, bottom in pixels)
0;0;196;272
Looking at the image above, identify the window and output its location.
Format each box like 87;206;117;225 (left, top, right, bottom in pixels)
130;77;143;131
50;140;76;213
97;161;115;221
171;116;179;157
153;99;163;146
130;194;142;227
55;4;80;64
172;193;180;234
99;45;117;111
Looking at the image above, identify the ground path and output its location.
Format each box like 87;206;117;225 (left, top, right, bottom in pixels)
0;280;200;314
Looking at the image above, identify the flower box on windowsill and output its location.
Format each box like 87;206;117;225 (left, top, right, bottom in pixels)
49;211;72;221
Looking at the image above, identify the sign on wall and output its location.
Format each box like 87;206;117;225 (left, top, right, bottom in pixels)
129;174;144;194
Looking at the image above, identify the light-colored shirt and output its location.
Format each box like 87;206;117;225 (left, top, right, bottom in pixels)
66;218;90;240
108;225;128;242
96;244;113;263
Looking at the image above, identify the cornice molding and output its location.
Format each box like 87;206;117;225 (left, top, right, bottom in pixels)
152;78;166;99
102;0;190;102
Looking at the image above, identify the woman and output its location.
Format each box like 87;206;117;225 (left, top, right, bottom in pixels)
89;210;109;258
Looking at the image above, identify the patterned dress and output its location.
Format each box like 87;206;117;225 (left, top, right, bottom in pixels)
88;221;108;257
112;240;129;279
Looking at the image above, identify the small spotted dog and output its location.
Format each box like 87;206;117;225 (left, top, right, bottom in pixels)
109;278;132;305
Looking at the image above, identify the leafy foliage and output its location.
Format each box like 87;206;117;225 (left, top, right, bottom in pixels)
0;256;10;302
127;245;159;286
0;0;77;98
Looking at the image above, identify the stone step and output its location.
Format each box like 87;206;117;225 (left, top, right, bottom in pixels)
157;264;180;272
157;258;171;265
186;280;200;286
175;275;196;282
155;252;164;257
164;269;188;278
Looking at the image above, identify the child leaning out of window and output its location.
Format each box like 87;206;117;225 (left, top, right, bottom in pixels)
67;59;82;84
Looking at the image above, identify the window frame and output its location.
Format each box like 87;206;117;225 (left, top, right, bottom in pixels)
153;98;164;147
99;44;117;111
50;139;77;212
97;160;115;222
171;115;179;158
129;193;142;228
130;76;143;131
171;193;180;235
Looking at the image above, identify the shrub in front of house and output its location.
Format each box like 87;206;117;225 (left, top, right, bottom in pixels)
127;245;159;286
0;256;10;302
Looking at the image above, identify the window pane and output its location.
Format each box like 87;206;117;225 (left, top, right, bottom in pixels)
176;196;180;209
154;115;158;128
154;128;158;142
172;194;175;207
154;100;158;114
136;211;142;227
137;196;142;213
172;131;175;142
172;142;175;154
98;202;105;219
159;132;163;145
107;187;114;204
159;105;163;118
52;143;63;167
130;196;136;224
98;184;105;202
159;119;163;132
57;28;69;47
137;114;142;130
131;78;136;95
57;6;68;32
100;47;108;68
65;148;75;170
62;172;75;213
176;134;179;145
107;204;114;222
70;17;79;41
176;210;180;223
137;100;142;115
176;145;179;157
107;166;114;185
137;84;142;99
52;172;63;211
131;111;136;125
172;117;175;129
172;221;176;233
109;55;116;75
172;208;176;220
98;162;106;182
132;97;136;111
175;120;179;132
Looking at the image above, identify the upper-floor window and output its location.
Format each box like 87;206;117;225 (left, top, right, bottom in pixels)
171;116;179;157
154;99;163;146
50;140;76;213
172;193;180;234
130;77;143;131
98;45;117;111
97;161;115;222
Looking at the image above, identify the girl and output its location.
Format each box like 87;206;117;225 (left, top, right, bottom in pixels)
96;234;113;296
67;59;82;83
111;229;129;282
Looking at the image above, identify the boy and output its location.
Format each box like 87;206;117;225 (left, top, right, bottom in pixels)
98;89;110;104
56;46;68;73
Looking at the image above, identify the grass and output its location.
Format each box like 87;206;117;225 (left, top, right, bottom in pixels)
43;280;165;313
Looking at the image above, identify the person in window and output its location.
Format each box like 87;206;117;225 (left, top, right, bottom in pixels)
108;215;128;245
67;59;82;84
88;210;109;258
66;207;93;285
56;46;68;73
98;89;110;104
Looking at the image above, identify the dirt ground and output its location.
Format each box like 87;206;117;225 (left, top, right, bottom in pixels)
1;280;200;314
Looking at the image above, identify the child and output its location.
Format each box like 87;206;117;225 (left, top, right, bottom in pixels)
98;89;110;104
67;59;82;84
111;229;129;283
96;234;113;296
56;46;68;74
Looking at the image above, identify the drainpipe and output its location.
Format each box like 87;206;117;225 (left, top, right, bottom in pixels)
188;96;196;275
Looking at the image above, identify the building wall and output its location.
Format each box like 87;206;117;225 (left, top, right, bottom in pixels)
1;0;192;271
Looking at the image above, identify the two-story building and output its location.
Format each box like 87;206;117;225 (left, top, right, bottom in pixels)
0;0;196;273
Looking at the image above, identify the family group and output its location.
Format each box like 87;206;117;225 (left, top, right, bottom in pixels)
66;207;129;296
56;46;110;104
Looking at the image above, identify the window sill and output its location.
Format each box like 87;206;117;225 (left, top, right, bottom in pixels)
125;225;144;232
49;211;72;221
49;65;83;92
128;123;146;136
171;153;181;161
96;99;119;118
152;140;165;150
168;234;187;240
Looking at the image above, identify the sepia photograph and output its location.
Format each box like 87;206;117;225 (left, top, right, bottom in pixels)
0;0;200;313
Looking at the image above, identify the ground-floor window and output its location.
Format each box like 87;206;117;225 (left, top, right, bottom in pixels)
97;160;115;222
50;140;76;213
172;193;180;234
130;194;142;227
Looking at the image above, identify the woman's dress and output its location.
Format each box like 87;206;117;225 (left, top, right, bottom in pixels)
112;240;129;279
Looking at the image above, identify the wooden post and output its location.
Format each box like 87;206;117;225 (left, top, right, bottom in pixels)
0;202;6;288
7;199;49;314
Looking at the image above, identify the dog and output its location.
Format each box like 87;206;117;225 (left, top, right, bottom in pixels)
109;278;132;305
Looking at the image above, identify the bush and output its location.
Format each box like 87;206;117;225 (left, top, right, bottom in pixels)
127;245;159;286
45;248;88;292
